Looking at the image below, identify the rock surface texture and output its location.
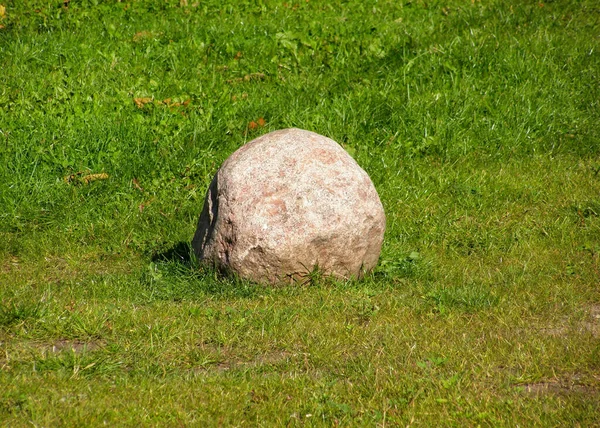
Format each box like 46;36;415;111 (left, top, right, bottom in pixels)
192;128;386;284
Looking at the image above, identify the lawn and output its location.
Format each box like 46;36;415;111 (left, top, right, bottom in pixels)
0;0;599;425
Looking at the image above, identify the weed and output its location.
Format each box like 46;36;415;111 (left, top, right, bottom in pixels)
0;301;43;328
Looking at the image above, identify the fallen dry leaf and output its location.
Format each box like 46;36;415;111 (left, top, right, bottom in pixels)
64;173;78;183
233;93;251;102
245;72;265;81
227;72;266;84
133;31;153;42
82;173;109;184
163;98;190;108
139;197;155;212
0;5;5;18
132;178;144;192
64;300;76;312
64;172;109;185
134;97;153;108
248;117;266;130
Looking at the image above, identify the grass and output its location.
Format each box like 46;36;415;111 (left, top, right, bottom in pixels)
0;0;599;425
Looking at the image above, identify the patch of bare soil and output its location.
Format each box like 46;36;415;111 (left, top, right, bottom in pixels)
521;381;598;397
537;326;569;337
46;339;103;354
538;304;600;338
0;256;20;275
585;304;600;337
192;345;295;373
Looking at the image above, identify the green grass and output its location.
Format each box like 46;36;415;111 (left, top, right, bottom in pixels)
1;0;599;425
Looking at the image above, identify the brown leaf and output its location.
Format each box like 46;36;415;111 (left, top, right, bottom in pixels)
226;72;266;84
139;197;155;212
133;31;152;42
159;98;190;108
247;117;266;131
244;72;265;81
82;173;109;184
132;178;144;192
64;172;109;185
64;172;79;183
134;97;152;108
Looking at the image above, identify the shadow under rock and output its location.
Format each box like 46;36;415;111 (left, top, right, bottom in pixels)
147;241;263;299
151;241;196;266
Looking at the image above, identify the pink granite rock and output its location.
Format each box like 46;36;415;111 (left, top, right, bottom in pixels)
192;128;385;284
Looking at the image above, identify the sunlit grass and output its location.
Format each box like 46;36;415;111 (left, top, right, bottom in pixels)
0;0;599;425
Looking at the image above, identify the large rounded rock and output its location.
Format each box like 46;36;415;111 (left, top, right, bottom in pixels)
192;128;385;284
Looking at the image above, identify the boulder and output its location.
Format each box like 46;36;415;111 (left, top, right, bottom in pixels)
192;128;385;284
